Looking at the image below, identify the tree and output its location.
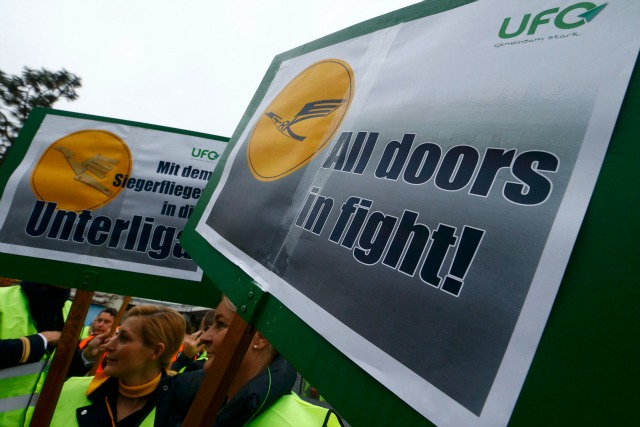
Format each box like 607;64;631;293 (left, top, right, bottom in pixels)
0;67;82;163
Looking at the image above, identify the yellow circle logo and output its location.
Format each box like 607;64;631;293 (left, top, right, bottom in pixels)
30;130;132;211
247;59;354;181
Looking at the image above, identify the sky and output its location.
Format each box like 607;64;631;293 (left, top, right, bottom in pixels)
1;0;418;138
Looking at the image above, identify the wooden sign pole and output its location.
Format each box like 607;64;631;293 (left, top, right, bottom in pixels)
182;312;256;427
30;289;94;427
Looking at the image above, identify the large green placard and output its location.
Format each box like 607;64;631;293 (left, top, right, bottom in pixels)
181;1;639;425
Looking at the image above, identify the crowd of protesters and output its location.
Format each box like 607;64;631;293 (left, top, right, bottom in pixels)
0;279;343;426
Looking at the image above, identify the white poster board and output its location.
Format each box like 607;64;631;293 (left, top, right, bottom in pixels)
195;1;639;425
0;113;227;281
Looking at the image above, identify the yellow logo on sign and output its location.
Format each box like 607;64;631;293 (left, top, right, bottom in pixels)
247;59;354;181
30;130;132;211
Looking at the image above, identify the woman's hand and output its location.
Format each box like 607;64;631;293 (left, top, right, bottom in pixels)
181;330;205;358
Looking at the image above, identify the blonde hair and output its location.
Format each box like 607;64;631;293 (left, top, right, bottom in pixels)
125;305;185;369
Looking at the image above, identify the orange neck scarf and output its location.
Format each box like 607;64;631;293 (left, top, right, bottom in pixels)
118;372;162;398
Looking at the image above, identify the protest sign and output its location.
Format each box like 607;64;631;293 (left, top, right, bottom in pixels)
183;1;640;425
0;108;227;304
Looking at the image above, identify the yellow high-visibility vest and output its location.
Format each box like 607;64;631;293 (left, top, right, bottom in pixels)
51;376;156;427
248;393;344;427
0;286;71;427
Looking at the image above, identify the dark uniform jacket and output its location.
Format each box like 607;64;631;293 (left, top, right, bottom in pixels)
155;354;297;427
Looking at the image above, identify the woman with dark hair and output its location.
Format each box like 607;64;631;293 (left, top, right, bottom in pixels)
171;309;216;374
51;305;185;426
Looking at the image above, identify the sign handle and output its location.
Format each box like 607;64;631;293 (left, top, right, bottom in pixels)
182;312;256;427
30;289;94;427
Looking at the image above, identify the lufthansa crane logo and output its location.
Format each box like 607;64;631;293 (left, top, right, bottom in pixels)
31;129;132;211
265;99;346;142
247;59;354;181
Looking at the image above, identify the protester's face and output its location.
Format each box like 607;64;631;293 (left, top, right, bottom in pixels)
101;316;155;381
199;301;234;355
92;312;114;335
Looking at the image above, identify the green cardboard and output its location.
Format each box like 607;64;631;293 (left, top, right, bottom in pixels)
0;108;227;306
180;1;639;425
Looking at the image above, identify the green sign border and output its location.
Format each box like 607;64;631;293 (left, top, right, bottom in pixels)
0;107;226;307
182;1;639;425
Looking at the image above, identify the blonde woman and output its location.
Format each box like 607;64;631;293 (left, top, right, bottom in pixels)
51;305;185;427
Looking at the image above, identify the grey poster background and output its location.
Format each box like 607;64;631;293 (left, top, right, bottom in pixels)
207;93;593;412
201;0;640;417
0;116;225;276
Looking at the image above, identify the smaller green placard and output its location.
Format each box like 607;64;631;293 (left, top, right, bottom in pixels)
0;108;227;306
